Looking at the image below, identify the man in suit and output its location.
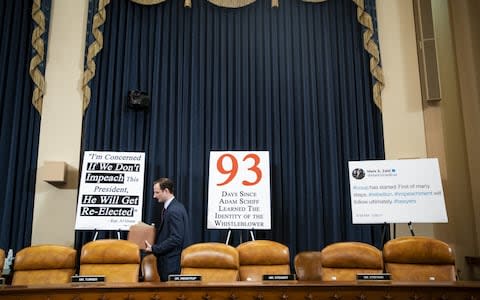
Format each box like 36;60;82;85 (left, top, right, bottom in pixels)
145;177;191;281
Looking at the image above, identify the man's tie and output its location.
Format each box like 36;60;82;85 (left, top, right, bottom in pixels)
161;207;166;223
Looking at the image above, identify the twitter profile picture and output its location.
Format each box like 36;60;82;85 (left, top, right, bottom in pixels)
352;168;365;179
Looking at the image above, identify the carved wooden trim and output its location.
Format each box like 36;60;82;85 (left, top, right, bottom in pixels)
202;294;211;300
330;293;342;300
254;293;264;300
229;294;238;300
150;294;161;300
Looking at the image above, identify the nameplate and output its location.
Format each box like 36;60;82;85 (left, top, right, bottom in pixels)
168;275;202;281
263;274;296;281
71;275;105;283
356;273;391;281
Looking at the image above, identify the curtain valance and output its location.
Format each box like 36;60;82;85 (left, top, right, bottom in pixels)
130;0;328;9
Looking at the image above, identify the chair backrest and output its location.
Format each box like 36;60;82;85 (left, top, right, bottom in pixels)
294;251;322;281
0;248;4;271
237;240;290;281
383;236;456;281
80;239;140;283
181;242;239;282
320;242;383;281
142;253;160;282
12;245;76;285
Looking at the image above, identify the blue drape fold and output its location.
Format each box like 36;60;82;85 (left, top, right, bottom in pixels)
0;0;50;252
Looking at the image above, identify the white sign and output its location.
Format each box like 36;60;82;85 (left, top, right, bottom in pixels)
348;158;448;224
207;151;271;230
75;151;145;230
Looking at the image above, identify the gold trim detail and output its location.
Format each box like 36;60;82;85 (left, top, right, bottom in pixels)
82;0;110;112
352;0;384;110
30;0;46;114
207;0;256;8
130;0;166;5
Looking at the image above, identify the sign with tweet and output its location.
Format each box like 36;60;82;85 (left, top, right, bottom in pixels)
348;158;447;224
207;151;271;230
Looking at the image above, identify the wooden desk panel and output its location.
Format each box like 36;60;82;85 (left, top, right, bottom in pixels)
1;281;479;300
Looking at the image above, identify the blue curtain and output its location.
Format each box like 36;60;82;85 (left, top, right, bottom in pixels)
78;0;385;255
0;0;50;252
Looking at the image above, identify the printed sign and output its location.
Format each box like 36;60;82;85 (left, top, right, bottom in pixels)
348;158;448;224
75;151;145;230
207;151;271;230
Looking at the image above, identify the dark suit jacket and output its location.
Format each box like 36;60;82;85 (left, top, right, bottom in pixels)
151;198;191;281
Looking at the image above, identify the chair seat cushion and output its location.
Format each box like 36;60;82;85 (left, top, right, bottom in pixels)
322;267;383;281
386;263;456;281
12;269;75;285
80;264;139;283
181;267;239;282
239;265;290;281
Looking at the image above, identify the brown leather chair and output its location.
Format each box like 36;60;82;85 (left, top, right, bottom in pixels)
383;236;456;281
181;242;239;282
237;240;290;281
320;242;383;281
142;253;160;282
0;248;4;271
80;239;140;283
12;245;76;285
294;251;322;280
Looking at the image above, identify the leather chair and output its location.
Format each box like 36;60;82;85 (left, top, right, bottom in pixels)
0;248;4;271
237;240;290;281
181;242;239;282
294;251;322;280
12;245;76;285
383;236;456;281
80;239;140;283
320;242;383;281
142;253;160;282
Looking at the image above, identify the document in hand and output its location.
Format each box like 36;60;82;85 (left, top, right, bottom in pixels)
127;222;156;250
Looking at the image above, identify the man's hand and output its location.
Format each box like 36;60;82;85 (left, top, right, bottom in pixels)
145;240;152;252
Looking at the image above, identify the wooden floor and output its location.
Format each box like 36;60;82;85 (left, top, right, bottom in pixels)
1;281;479;300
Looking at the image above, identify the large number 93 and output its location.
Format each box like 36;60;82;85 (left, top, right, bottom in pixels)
216;153;262;186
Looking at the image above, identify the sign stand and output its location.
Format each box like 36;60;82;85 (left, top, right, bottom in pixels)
225;229;232;245
408;221;416;236
380;222;389;246
224;229;256;245
380;222;415;246
92;228;122;241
